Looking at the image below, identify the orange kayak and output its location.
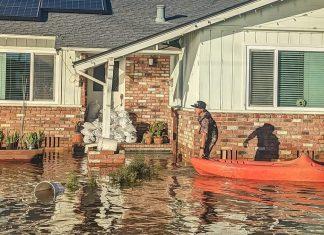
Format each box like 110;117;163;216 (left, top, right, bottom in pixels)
191;156;324;182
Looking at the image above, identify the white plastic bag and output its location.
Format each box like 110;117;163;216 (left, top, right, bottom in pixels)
126;135;137;143
83;122;96;131
81;129;93;136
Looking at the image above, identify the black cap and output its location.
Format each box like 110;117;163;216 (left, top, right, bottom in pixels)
191;101;206;110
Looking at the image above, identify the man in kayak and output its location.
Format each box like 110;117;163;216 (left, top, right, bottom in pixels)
191;101;218;159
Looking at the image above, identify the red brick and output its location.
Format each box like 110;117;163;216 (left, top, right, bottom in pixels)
0;106;84;149
125;55;172;143
178;110;324;161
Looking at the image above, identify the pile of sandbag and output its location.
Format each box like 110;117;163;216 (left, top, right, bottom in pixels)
81;110;137;144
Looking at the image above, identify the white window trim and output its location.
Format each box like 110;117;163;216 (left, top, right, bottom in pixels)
0;48;58;105
246;45;324;113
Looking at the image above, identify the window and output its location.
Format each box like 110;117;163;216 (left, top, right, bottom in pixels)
112;61;120;92
0;52;55;102
93;64;105;92
250;51;274;106
249;49;324;108
92;61;119;92
34;55;55;100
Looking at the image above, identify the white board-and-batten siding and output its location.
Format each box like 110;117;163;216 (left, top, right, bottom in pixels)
181;0;324;112
59;50;82;106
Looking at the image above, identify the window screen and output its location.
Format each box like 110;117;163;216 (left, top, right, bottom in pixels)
34;55;55;100
250;51;274;106
278;51;304;107
250;50;324;108
0;52;55;102
0;53;31;101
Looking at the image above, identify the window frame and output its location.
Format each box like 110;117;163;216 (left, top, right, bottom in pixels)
246;45;324;112
0;48;58;105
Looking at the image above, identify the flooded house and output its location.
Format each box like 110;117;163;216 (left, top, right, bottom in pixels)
0;0;323;160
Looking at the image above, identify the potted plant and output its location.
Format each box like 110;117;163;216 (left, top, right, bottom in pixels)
153;121;166;145
6;131;20;150
72;122;83;144
0;129;4;149
36;131;45;149
25;132;38;150
142;124;155;144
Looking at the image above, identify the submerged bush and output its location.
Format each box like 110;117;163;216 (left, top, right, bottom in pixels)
109;158;159;188
87;176;98;189
66;172;80;191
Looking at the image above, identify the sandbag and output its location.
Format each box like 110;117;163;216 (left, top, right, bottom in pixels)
83;109;137;144
97;138;118;151
86;101;101;122
83;122;96;131
126;135;137;143
81;129;93;136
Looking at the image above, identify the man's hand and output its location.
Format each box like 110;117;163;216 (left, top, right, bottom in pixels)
199;148;204;158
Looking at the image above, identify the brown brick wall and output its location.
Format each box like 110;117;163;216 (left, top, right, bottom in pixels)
125;55;172;142
0;106;84;148
178;110;324;161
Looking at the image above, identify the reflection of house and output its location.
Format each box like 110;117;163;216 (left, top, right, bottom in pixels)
0;0;324;158
115;180;174;233
41;152;82;181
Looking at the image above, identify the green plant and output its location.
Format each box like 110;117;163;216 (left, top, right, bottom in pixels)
36;131;45;148
0;129;4;142
66;172;80;191
5;131;20;149
152;121;167;137
87;176;98;189
109;158;159;188
25;132;38;149
142;124;156;143
148;124;155;136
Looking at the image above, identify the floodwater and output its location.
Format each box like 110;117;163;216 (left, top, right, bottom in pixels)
0;153;323;234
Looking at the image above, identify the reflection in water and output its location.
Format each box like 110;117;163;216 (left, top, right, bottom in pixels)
0;152;323;234
193;176;324;234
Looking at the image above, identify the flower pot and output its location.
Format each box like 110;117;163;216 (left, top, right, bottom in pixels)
144;135;152;145
153;136;163;145
7;142;18;150
72;132;83;144
36;141;43;149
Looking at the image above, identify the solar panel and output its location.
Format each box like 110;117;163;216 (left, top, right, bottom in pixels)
0;0;110;21
0;0;41;20
42;0;108;14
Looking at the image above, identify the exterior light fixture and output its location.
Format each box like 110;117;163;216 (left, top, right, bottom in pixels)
148;58;155;66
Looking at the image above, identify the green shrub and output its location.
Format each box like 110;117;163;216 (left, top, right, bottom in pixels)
66;172;80;191
87;176;98;189
0;129;4;142
25;132;38;149
5;131;19;149
109;158;159;188
36;131;45;148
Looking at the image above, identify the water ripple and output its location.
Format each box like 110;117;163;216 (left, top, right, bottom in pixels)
0;153;323;234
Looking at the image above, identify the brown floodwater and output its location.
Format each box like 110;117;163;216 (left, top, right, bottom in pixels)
0;152;323;234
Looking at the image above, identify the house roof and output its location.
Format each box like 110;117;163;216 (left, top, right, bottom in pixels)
0;0;256;49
